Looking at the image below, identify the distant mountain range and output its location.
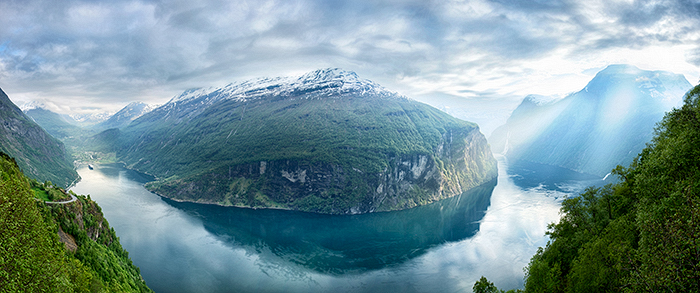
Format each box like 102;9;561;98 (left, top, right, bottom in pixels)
21;101;111;126
25;101;157;134
0;88;79;187
490;64;692;177
102;68;498;214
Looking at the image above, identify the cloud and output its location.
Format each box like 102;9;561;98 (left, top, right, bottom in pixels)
0;0;698;116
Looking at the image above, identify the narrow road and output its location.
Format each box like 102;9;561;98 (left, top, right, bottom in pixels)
45;192;78;205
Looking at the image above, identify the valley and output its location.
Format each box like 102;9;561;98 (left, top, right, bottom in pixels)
3;1;700;291
2;65;697;292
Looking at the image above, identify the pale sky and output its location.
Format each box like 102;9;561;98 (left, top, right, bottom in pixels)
1;0;699;133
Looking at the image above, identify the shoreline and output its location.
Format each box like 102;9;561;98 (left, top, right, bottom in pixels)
147;177;499;216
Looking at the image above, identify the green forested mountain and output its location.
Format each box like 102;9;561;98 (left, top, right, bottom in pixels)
0;88;79;188
0;152;151;292
516;84;700;292
110;69;498;214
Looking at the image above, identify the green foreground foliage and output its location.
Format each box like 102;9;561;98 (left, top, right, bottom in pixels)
0;152;151;292
521;84;700;292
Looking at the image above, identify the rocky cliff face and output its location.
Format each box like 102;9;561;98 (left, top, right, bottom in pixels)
117;68;497;214
147;126;496;214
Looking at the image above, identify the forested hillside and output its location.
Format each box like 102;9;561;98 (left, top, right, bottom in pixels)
0;152;151;292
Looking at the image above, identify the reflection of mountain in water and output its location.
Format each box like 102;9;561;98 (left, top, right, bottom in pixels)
506;159;604;194
164;179;497;274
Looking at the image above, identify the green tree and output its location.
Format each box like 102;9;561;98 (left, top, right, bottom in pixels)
473;276;499;293
0;152;92;292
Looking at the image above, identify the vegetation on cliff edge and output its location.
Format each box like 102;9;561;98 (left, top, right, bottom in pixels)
477;84;700;292
0;151;151;292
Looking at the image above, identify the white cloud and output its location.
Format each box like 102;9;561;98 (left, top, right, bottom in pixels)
0;0;697;121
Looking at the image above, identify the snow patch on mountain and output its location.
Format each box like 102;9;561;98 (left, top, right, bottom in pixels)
168;68;403;105
19;101;46;112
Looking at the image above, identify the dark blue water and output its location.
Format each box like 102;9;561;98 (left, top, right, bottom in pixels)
71;155;595;292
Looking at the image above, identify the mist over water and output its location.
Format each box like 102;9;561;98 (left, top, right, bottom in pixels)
71;155;592;292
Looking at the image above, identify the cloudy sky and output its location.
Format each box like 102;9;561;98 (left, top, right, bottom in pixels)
1;0;699;133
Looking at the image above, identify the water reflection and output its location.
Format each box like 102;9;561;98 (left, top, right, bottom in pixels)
71;157;588;292
507;159;603;193
164;179;497;274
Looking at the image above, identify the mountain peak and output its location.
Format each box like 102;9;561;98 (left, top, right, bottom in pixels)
95;101;157;130
298;68;361;83
598;64;642;75
582;64;690;107
19;100;48;112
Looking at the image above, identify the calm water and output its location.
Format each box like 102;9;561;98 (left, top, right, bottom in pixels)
71;155;599;292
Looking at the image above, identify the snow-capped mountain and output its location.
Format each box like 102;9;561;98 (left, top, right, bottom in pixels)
69;112;112;125
19;100;47;112
20;101;111;126
95;102;157;130
490;64;692;177
111;68;496;214
149;68;403;122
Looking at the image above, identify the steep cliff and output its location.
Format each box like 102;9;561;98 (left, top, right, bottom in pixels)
0;87;79;187
115;69;497;214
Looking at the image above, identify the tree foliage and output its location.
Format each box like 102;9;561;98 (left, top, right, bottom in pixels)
0;151;151;292
522;84;700;292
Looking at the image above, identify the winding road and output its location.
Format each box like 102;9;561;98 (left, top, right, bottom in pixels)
44;192;78;204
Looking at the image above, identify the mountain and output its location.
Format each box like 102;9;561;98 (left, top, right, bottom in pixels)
0;88;79;187
20;101;110;127
24;107;84;139
490;64;692;177
95;102;156;130
110;68;498;214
